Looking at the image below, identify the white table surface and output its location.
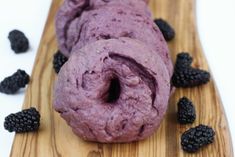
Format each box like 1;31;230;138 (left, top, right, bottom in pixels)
0;0;234;156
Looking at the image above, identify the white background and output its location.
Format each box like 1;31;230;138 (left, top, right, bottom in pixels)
0;0;234;156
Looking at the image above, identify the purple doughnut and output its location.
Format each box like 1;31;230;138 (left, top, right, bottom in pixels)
53;38;170;143
72;5;172;76
55;0;151;56
56;4;173;77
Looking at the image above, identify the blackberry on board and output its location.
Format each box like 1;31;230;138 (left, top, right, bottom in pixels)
53;50;68;73
172;68;210;88
4;107;40;133
181;124;215;153
8;30;29;53
177;97;196;124
154;18;175;41
0;69;30;94
174;53;193;69
171;52;210;87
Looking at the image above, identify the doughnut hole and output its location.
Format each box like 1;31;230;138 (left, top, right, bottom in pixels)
104;77;121;103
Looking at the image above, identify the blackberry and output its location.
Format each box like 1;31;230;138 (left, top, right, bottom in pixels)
8;30;29;53
0;69;30;94
53;50;68;73
171;53;210;87
175;53;193;69
172;68;210;87
4;107;40;133
177;97;196;124
181;124;215;153
154;18;175;41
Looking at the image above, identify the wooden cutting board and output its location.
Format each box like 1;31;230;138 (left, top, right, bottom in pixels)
10;0;233;156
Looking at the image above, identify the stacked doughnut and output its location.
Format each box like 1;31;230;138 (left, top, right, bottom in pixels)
54;0;173;143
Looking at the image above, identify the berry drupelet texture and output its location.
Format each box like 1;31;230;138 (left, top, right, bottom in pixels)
174;53;193;69
53;50;68;73
172;53;210;87
154;18;175;41
8;30;29;53
4;107;40;133
0;69;30;94
181;124;215;153
177;97;196;124
172;68;210;88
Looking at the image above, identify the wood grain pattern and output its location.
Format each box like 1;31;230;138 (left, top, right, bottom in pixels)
10;0;233;156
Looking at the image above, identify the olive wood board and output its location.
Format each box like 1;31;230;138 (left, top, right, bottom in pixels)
10;0;233;156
